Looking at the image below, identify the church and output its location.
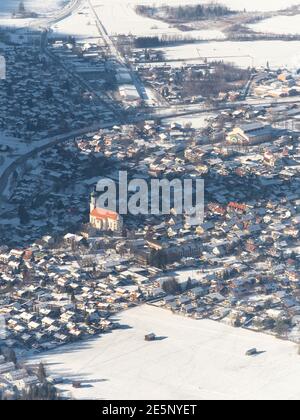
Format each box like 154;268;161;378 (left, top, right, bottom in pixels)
89;190;123;233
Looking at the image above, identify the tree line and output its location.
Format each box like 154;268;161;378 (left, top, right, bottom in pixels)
134;35;198;49
136;4;236;21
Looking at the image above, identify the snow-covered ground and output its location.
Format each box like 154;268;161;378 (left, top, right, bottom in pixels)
27;305;300;400
207;0;300;11
0;0;66;16
85;1;300;69
87;0;226;39
52;2;99;40
249;15;300;35
155;40;300;69
5;0;299;37
3;0;297;20
87;0;300;37
90;0;300;16
1;0;300;69
0;0;74;28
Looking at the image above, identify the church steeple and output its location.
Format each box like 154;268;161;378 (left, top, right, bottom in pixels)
90;188;97;213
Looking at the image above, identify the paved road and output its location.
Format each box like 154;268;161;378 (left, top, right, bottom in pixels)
2;92;300;200
29;0;83;30
87;0;125;65
146;96;300;118
0;122;116;202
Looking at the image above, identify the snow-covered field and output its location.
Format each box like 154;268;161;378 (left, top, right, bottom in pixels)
52;2;99;40
156;40;300;69
249;15;300;35
0;0;72;28
2;0;298;19
88;0;300;37
85;1;300;69
0;0;66;16
90;0;300;16
87;0;226;39
27;305;300;400
208;0;300;11
0;0;299;69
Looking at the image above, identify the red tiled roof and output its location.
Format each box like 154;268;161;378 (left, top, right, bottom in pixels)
90;208;118;221
228;202;247;211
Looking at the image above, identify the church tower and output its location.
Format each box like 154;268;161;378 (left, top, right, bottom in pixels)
90;188;97;213
89;188;123;233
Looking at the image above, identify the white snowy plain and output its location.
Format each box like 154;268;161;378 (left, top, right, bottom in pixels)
249;15;300;35
0;0;65;16
27;305;300;400
156;40;300;69
1;1;300;69
56;0;300;69
87;0;300;37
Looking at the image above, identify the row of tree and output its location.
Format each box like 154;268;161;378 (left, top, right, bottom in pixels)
136;4;236;21
182;61;251;99
134;35;198;48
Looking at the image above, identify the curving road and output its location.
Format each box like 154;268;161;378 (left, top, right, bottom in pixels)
2;92;300;200
28;0;84;30
0;122;116;202
0;0;123;201
2;1;300;202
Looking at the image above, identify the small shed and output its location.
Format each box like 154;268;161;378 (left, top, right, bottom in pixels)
246;348;257;356
145;333;156;342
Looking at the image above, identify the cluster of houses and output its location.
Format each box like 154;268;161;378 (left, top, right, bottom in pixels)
154;258;300;341
47;40;122;109
49;39;141;108
0;237;166;354
0;128;130;246
136;62;210;105
0;43;116;141
135;61;248;105
3;7;300;398
0;352;41;400
2;88;300;247
1;40;300;394
135;62;300;108
128;48;165;64
1;99;300;343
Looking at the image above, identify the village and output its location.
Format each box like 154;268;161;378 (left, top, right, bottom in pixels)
1;0;300;400
0;66;300;352
0;39;120;142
